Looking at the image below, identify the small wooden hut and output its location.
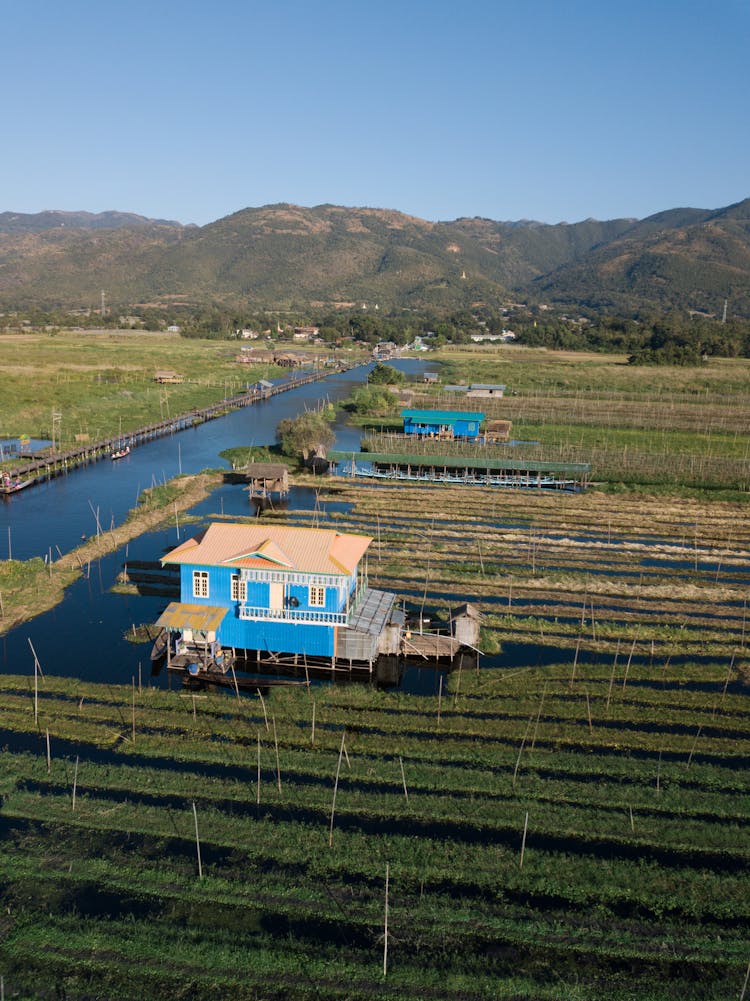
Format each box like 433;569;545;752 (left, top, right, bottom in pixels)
154;370;184;384
450;603;482;648
245;462;289;499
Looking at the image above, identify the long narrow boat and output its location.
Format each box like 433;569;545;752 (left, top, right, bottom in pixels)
0;477;34;495
111;444;131;460
150;628;169;662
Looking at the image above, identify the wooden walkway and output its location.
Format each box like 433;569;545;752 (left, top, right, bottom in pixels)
1;365;351;495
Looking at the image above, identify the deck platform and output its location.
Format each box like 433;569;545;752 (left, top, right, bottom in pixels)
401;633;462;660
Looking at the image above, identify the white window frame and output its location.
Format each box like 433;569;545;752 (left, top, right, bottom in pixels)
309;585;326;608
192;570;209;599
230;574;247;602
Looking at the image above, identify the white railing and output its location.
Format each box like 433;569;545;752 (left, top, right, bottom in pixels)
238;605;349;625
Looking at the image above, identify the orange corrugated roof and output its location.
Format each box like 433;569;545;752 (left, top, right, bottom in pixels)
162;523;371;576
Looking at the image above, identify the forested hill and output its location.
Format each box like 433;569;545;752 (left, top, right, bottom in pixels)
0;199;748;317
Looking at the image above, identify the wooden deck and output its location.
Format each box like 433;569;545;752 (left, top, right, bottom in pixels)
400;632;462;660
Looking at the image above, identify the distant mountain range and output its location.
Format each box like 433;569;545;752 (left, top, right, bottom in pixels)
0;199;748;317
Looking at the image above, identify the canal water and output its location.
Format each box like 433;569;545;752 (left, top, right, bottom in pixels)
0;359;443;694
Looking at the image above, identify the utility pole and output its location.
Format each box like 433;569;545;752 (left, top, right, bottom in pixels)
101;290;106;319
722;299;728;324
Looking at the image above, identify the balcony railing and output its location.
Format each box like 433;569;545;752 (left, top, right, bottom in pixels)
238;605;349;625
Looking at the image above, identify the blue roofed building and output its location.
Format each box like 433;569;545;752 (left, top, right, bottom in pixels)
401;408;485;440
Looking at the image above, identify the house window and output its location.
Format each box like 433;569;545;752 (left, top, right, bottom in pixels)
231;575;246;602
309;585;326;607
192;570;209;599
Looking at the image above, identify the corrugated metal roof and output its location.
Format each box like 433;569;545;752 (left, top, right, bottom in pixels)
156;603;228;632
162;523;371;575
469;383;506;390
401;409;486;422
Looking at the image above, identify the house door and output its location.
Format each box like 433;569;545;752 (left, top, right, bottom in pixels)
269;582;284;610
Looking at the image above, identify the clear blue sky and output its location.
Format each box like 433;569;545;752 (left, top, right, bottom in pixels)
3;0;748;226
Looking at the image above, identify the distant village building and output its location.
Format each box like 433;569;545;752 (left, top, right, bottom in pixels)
469;331;516;343
372;341;399;360
423;371;439;384
167;325;181;333
154;370;183;384
293;326;319;342
466;383;505;398
238;328;260;339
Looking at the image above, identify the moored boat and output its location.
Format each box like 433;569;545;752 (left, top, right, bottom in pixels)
150;628;169;662
111;444;131;460
0;475;33;494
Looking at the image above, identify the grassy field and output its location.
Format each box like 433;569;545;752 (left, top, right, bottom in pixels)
0;330;286;447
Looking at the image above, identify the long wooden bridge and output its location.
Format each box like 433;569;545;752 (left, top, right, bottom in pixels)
1;366;349;495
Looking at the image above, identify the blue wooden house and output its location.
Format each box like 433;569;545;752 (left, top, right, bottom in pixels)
401;409;485;440
158;522;396;666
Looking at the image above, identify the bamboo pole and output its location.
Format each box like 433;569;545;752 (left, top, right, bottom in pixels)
329;730;346;847
71;755;79;812
519;811;529;869
686;725;702;769
569;637;581;689
192;801;203;879
585;691;593;734
739;959;750;1001
46;729;51;774
436;675;443;731
530;683;547;752
512;717;533;790
131;677;136;743
230;663;241;706
257;688;269;731
721;655;735;705
383;862;389;978
622;634;637;691
311;699;316;746
272;715;282;794
399;756;409;802
256;734;261;806
606;640;620;712
629;805;635;833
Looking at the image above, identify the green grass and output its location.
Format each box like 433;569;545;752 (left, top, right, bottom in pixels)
0;330;285;447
